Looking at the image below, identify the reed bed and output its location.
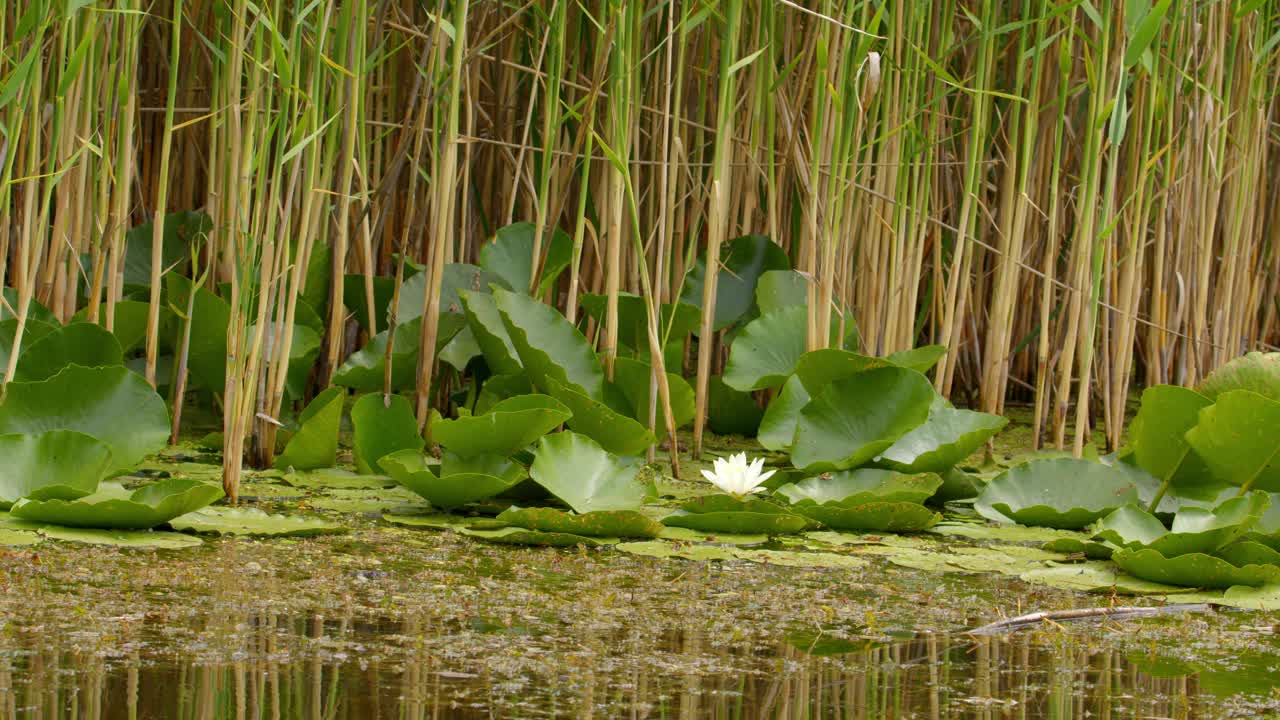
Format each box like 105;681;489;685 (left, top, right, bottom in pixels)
2;0;1278;493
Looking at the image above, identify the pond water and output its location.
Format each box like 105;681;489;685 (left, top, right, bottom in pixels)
3;533;1279;719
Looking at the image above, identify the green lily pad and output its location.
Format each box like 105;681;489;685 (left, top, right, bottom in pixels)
661;508;810;535
497;506;662;538
0;529;41;546
380;449;522;509
722;306;808;392
170;507;345;537
975;458;1141;529
35;525;204;549
479;222;573;297
1185;390;1280;492
274;387;345;471
0;430;114;509
1112;547;1280;588
474;373;536;414
707;376;765;436
342;273;396;333
431;394;571;457
1198;351;1280;403
611;357;696;431
458;290;523;375
394;263;510;324
1129;385;1215;490
11;479;224;530
0;318;56;372
542;377;655;456
877;408;1007;473
792;349;893;395
1093;494;1269;557
929;522;1091;544
791;502;941;532
0;364;170;475
617;540;868;568
1216;540;1280;568
680;235;790;332
164;273;230;391
281;468;395;489
71;301;159;355
1020;562;1199;595
459;526;616;547
1040;537;1116;559
757;375;809;452
577;294;700;354
123;210;208;288
884;345;947;374
350;393;425;475
775;469;943;506
754;270;809;314
332;316;465;392
656;526;770;545
1243;492;1280;551
791;367;936;472
529;431;652;513
1219;582;1280;610
13;322;123;381
494;287;603;399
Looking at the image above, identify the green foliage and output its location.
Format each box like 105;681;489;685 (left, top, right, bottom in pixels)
496;506;661;538
722;306;808;392
877;407;1007;473
680;235;790;331
170;507;345;537
479;222;573;296
528;431;652;513
975;458;1142;529
0;431;113;509
11;322;123;381
542;376;655;456
11;479;223;530
430;394;571;457
1185;390;1280;492
495;287;604;398
350;393;424;475
274;387;345;471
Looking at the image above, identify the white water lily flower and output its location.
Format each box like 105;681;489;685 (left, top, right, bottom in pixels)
701;452;776;497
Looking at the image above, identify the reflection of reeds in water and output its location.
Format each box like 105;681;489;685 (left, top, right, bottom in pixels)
0;620;1218;719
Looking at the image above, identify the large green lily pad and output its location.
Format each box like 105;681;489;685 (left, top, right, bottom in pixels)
662;495;810;535
35;525;204;549
757;375;809;452
496;506;662;538
459;526;616;547
791;501;941;532
792;349;893;395
722;306;808;392
542;377;655;456
790;367;936;472
1198;352;1280;403
494;288;603;399
479;222;573;297
1129;385;1214;488
679;235;790;331
170;507;345;537
877;408;1007;473
331;316;465;392
0;430;113;509
1215;540;1280;569
458;290;523;375
351;393;424;475
884;345;947;374
0;364;170;475
1020;561;1200;595
1093;493;1269;557
577;294;700;355
611;357;696;431
1112;547;1280;589
13;322;123;381
617;540;869;569
10;479;224;530
1185;390;1280;492
274;387;345;471
529;431;652;513
775;469;943;507
380;450;523;509
431;394;571;457
975;458;1141;529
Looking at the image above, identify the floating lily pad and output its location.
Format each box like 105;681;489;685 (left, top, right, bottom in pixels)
791;367;936;472
495;288;604;399
459;526;616;547
877;408;1007;473
0;365;170;476
617;540;868;568
529;431;652;513
0;529;41;546
1020;562;1199;595
351;393;424;475
723;306;808;392
305;486;427;514
13;322;123;381
0;430;113;509
1219;582;1280;610
1216;540;1280;568
1129;385;1215;492
775;469;943;507
928;522;1090;544
10;479;224;530
381;513;470;531
431;394;571;457
274;387;345;471
656;526;769;545
661;507;810;535
611;358;696;431
1185;390;1280;493
170;507;345;537
790;502;941;533
1040;537;1116;559
497;506;662;538
1093;494;1269;557
975;458;1140;529
1112;547;1280;588
34;525;203;549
